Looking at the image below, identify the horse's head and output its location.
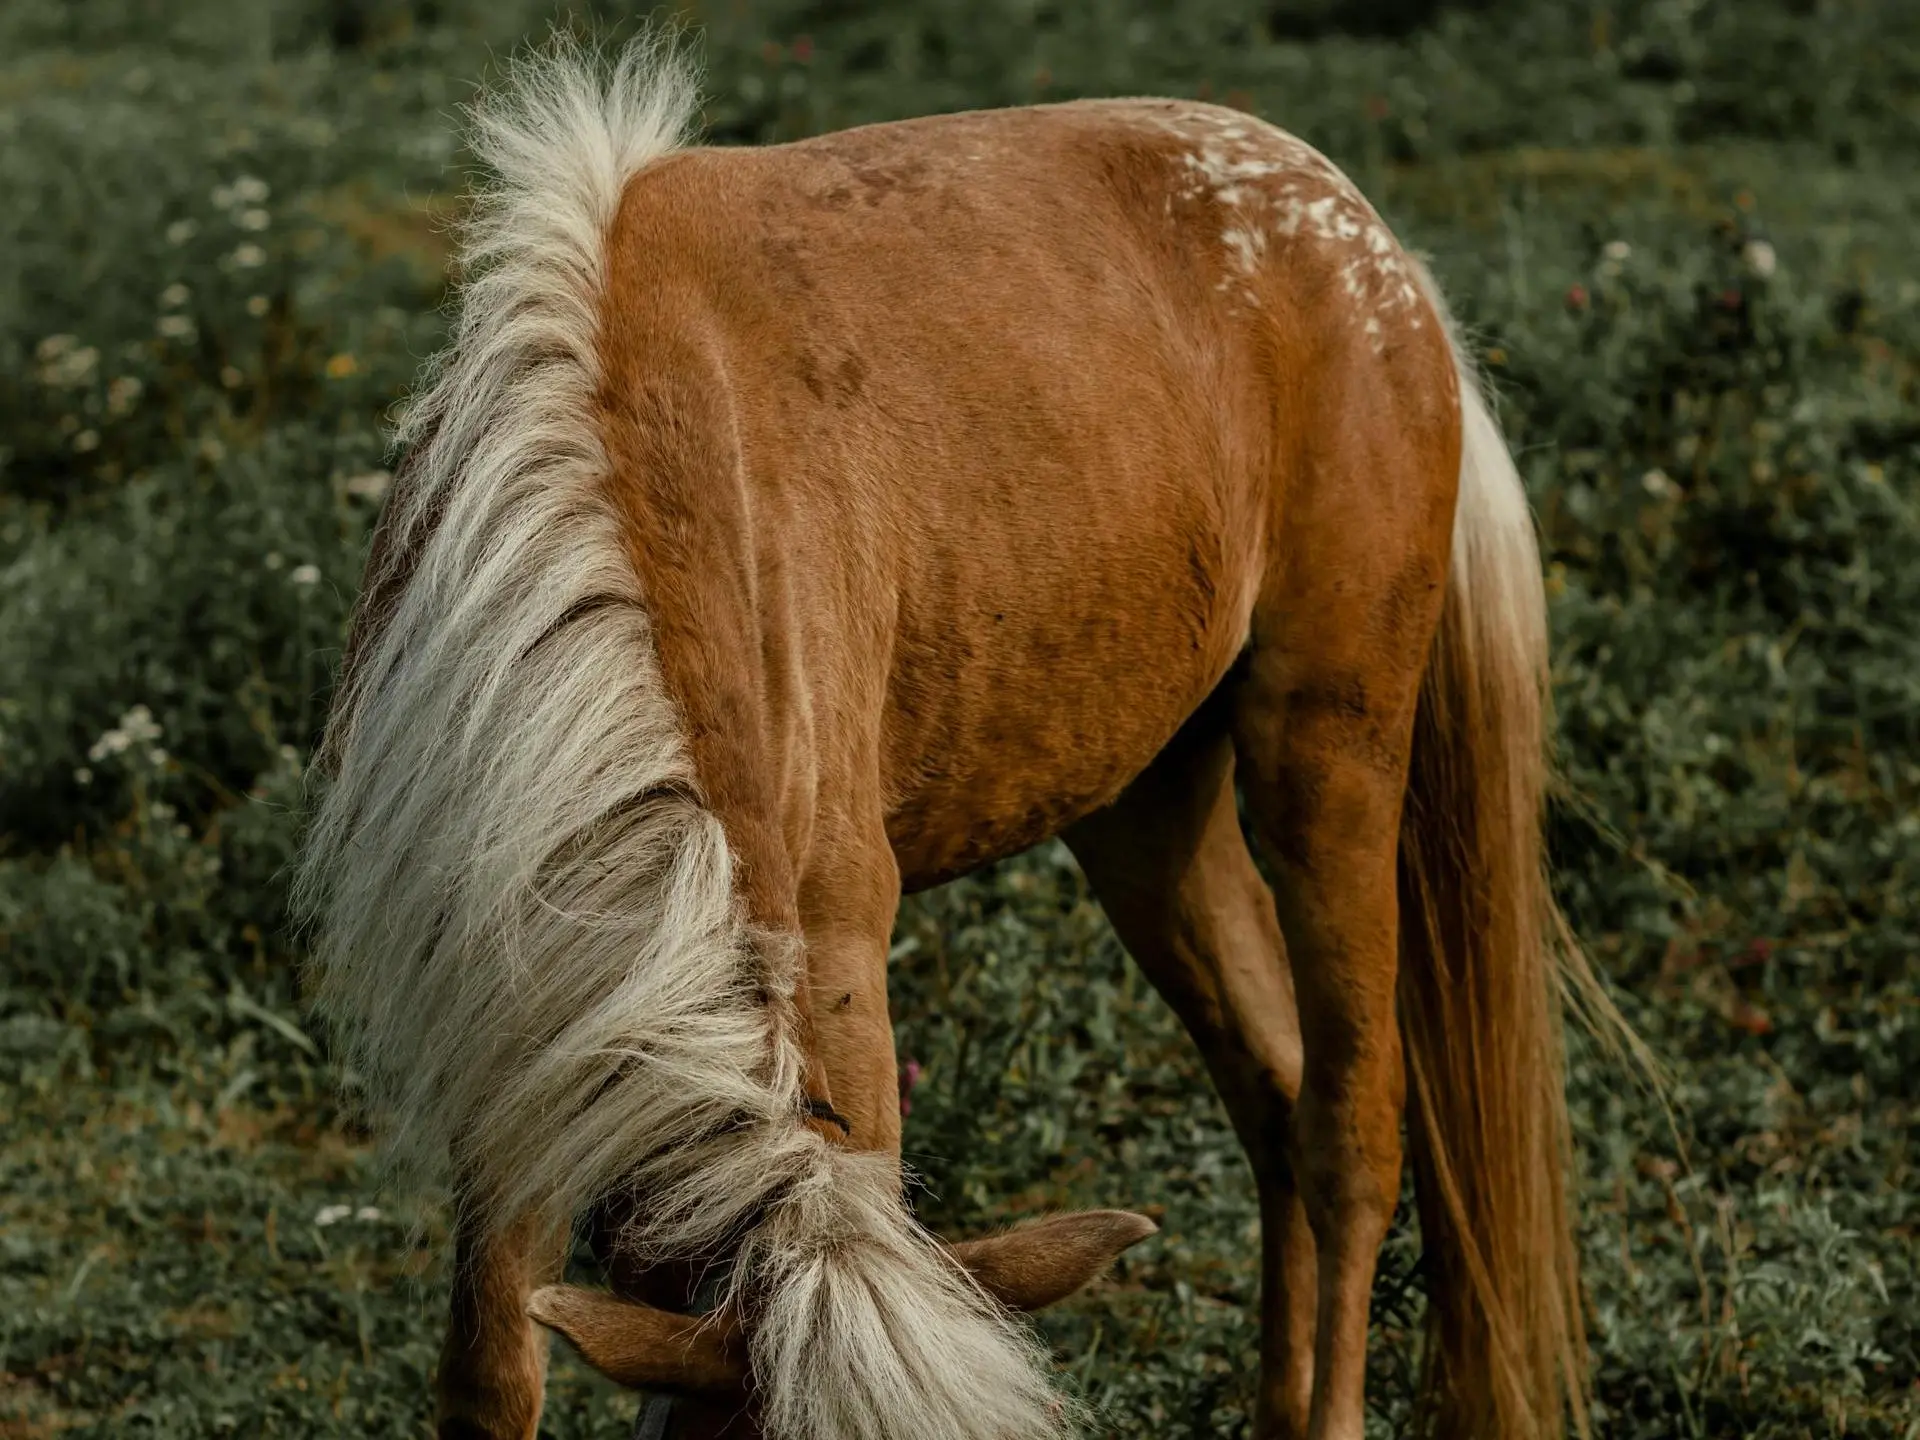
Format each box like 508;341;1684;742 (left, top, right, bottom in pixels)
530;1208;1157;1433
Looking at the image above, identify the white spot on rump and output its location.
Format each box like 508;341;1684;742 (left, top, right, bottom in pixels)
1142;101;1426;341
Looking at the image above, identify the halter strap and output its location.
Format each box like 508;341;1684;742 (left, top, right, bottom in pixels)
804;1095;853;1135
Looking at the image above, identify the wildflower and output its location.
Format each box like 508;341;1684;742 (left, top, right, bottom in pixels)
342;468;391;501
232;175;270;204
1742;238;1777;278
106;376;143;417
221;366;245;389
37;338;100;387
159;282;191;308
354;1206;381;1222
898;1058;923;1118
1641;468;1678;500
264;551;284;570
74;766;93;786
324;353;358;378
88;704;163;763
211;183;235;209
166;219;198;245
1602;239;1632;261
1565;282;1590;311
792;34;814;63
72;429;100;453
157;314;196;341
245;294;269;316
314;1204;351;1227
289;563;321;587
237;207;271;232
230;243;266;269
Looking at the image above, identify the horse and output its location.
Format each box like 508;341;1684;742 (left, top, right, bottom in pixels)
298;32;1616;1440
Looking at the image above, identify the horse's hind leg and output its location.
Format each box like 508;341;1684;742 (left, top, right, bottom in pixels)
435;1201;568;1440
1231;466;1451;1437
1065;705;1318;1440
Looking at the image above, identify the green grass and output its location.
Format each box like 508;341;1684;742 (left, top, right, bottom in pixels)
3;1;1917;1436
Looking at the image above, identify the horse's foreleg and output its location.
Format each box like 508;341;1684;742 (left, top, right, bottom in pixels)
1065;710;1317;1440
795;829;905;1157
436;1201;569;1440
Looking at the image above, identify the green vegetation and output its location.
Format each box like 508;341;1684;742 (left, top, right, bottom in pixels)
3;1;1916;1435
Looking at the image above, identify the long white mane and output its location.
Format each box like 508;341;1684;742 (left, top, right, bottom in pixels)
295;33;1068;1440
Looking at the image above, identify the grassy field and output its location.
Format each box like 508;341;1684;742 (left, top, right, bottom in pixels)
3;1;1917;1435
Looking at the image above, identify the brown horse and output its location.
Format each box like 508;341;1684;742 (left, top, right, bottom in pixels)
299;33;1611;1440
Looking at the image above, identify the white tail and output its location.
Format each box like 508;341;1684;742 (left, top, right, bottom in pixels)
296;34;1068;1440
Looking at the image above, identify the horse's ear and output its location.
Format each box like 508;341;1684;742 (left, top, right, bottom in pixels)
948;1209;1158;1312
527;1285;747;1392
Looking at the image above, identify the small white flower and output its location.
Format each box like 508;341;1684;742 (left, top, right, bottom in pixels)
236;207;270;232
86;705;160;764
159;283;191;308
264;551;283;570
314;1204;352;1227
157;314;196;341
1602;239;1632;261
1641;468;1678;500
342;469;391;501
245;294;269;317
230;243;266;269
166;219;198;245
106;376;143;417
289;563;321;587
38;340;100;387
72;429;100;453
354;1206;382;1222
122;705;162;744
211;183;235;209
147;747;169;768
1743;239;1777;278
232;174;270;204
74;766;93;786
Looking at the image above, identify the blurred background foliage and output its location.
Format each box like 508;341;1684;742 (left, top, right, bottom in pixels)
1;0;1916;1435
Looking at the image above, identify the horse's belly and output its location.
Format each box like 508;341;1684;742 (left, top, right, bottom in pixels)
882;506;1252;891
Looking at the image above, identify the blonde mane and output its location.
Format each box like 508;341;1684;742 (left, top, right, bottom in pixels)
296;35;1067;1440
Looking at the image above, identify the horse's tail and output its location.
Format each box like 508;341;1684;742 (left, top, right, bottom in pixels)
296;35;1067;1440
1395;265;1629;1439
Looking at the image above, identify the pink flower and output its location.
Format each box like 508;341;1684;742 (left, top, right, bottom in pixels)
898;1059;923;1117
1565;282;1589;311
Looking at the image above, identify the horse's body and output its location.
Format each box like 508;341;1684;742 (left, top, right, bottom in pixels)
302;38;1599;1440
